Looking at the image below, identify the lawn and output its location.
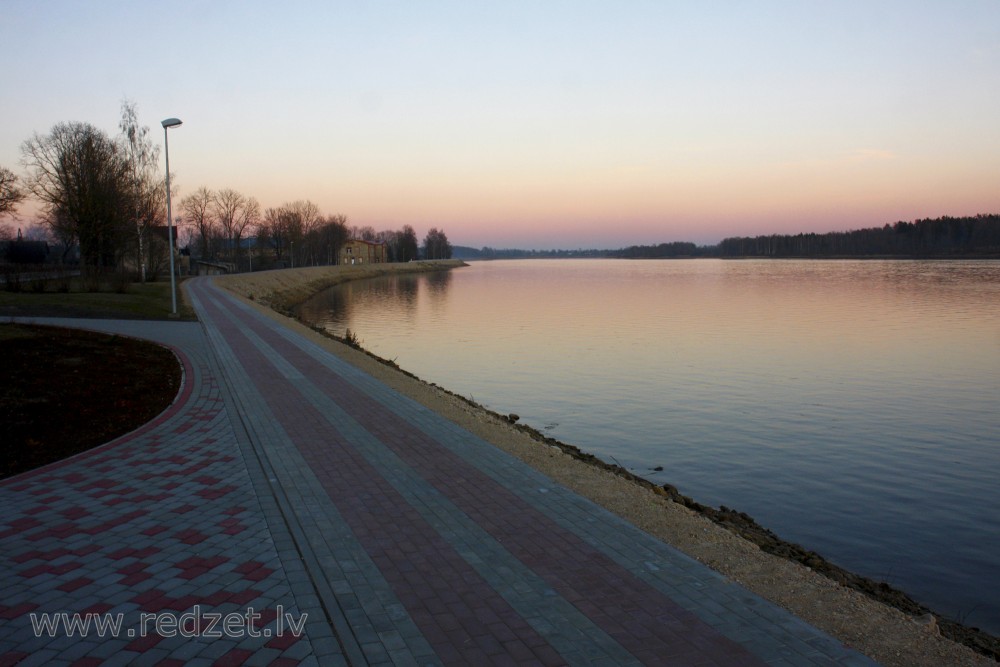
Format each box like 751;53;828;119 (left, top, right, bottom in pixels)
0;276;196;320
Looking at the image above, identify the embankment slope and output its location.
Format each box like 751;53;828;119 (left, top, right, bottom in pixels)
215;260;466;314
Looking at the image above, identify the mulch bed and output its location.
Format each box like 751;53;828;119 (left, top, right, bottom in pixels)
0;324;181;479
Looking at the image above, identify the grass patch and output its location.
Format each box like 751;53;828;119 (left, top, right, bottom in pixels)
0;277;196;320
0;323;183;479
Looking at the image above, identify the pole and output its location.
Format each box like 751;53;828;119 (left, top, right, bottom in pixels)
164;126;177;316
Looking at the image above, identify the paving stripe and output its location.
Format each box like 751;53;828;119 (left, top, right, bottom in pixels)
196;280;581;665
185;293;361;667
194;282;445;665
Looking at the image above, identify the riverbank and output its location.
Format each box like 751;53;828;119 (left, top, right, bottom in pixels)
214;260;467;314
215;264;995;666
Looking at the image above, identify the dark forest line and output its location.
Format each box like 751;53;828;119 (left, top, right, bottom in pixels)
455;214;1000;260
715;213;1000;258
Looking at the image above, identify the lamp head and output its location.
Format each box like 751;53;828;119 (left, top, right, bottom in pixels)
161;118;183;129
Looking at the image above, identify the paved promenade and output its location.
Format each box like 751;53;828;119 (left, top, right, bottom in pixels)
0;277;878;666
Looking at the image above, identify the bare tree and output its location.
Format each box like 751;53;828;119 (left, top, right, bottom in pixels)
232;196;260;270
280;200;320;266
304;214;349;265
0;166;25;216
422;227;453;259
375;226;419;263
259;207;287;261
21;122;132;275
213;188;242;263
398;224;419;262
376;229;400;261
181;186;216;260
351;224;377;241
118;100;163;281
213;188;259;268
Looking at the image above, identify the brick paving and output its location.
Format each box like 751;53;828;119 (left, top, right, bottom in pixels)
0;277;879;666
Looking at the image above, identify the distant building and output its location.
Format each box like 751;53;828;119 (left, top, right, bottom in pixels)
340;239;387;265
1;239;49;264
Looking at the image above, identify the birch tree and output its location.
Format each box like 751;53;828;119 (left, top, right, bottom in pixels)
118;100;162;281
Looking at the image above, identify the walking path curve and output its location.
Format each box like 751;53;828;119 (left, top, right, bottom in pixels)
1;276;877;666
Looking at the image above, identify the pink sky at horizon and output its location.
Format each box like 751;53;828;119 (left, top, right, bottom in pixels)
2;2;998;250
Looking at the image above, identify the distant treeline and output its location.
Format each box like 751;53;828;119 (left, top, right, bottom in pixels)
614;241;710;258
453;246;611;260
455;214;1000;260
717;214;1000;258
454;242;709;260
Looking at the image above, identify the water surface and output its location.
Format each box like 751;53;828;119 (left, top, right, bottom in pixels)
297;259;1000;634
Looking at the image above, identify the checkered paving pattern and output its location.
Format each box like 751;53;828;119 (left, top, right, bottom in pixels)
0;279;881;666
0;323;330;666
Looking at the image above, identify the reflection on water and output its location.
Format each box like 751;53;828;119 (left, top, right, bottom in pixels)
296;259;1000;634
299;269;453;337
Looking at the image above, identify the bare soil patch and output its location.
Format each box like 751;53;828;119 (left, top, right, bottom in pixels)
0;323;182;479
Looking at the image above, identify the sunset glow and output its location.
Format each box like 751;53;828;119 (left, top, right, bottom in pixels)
2;1;998;248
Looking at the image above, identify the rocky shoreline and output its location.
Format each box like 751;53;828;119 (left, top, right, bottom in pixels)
213;263;997;666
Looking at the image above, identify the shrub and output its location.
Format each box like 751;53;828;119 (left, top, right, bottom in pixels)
343;328;362;349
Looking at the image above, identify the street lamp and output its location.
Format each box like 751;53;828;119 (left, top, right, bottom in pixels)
161;117;182;316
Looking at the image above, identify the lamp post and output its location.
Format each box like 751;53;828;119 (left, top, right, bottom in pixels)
161;117;182;316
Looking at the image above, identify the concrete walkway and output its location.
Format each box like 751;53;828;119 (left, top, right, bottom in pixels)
0;277;878;666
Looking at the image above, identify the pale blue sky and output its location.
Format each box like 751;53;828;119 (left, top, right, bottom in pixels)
2;1;998;248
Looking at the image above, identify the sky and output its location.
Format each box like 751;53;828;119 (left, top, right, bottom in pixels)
2;1;999;249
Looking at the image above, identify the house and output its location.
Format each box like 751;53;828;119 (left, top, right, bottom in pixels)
2;239;49;265
340;239;387;265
